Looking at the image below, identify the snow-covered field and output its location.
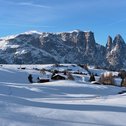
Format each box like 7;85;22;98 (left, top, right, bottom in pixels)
0;64;126;126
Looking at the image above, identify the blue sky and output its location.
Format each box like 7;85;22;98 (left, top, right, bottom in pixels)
0;0;126;45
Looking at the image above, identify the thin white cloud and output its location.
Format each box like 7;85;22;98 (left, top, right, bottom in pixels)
18;2;51;9
0;0;51;9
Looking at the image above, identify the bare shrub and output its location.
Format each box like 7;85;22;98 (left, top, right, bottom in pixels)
99;72;115;85
121;77;126;87
67;72;74;80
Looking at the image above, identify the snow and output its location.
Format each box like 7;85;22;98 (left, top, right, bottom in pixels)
0;64;126;126
0;35;17;41
88;67;108;76
15;49;27;55
22;30;42;35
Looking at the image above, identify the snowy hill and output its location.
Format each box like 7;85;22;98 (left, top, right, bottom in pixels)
0;64;126;126
0;30;126;69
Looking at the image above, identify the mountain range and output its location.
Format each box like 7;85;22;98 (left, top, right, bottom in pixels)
0;30;126;70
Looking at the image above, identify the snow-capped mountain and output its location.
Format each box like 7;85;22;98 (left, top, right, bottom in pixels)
106;34;126;69
0;30;126;69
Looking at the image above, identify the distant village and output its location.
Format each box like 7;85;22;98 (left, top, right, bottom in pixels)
24;64;126;89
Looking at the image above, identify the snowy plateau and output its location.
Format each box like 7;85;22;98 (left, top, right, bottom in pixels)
0;64;126;126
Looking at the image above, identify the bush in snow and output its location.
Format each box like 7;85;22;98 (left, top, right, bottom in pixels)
121;77;126;87
40;68;46;74
94;65;101;69
99;72;115;85
67;72;74;80
118;70;126;79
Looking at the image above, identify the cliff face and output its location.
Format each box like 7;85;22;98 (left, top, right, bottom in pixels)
106;34;126;69
0;30;126;69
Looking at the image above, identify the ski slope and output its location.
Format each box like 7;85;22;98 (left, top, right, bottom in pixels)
0;65;126;126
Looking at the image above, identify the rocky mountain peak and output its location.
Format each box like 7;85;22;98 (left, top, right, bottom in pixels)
113;34;125;47
106;35;112;51
106;34;126;69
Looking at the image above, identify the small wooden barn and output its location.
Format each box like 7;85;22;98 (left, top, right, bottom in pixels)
37;78;50;83
51;74;66;80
